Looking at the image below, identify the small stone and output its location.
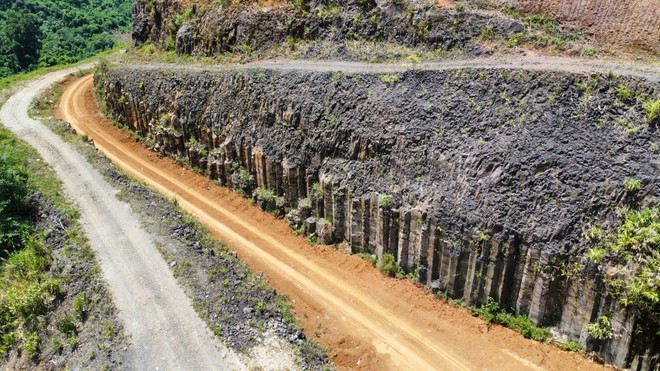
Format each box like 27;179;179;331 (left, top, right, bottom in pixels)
170;261;177;267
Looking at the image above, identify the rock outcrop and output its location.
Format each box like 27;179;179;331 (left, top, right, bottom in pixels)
131;0;530;60
97;65;659;369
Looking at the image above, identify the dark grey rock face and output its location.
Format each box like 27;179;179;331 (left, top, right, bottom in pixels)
131;0;524;59
97;66;659;369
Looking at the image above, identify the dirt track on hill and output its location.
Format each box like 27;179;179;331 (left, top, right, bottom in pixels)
1;67;246;370
58;73;613;370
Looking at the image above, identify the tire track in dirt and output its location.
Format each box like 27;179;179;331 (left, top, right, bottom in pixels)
59;73;611;370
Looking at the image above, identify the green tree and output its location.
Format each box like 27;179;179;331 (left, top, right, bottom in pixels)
3;9;42;70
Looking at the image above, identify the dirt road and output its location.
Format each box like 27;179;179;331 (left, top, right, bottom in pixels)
59;72;611;370
127;54;660;81
1;68;246;370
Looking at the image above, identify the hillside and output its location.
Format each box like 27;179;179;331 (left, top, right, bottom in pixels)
0;0;132;77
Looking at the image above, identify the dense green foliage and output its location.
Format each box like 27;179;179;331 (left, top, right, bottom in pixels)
0;131;31;254
0;0;132;77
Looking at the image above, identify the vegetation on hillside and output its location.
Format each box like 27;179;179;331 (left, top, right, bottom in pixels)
0;121;125;364
0;0;132;77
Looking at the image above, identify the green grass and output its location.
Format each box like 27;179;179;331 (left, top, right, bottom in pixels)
471;297;551;342
0;127;71;357
558;340;583;352
643;98;660;122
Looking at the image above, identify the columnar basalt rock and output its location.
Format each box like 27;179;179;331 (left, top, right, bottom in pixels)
97;66;659;369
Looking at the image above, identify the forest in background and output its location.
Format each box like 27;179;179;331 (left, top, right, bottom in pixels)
0;0;132;77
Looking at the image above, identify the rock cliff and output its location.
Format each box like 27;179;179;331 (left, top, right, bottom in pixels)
132;0;538;60
96;64;659;369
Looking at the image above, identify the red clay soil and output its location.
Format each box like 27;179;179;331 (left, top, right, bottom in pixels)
494;0;660;52
57;75;611;370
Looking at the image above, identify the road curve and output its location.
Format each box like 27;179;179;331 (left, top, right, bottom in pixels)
59;74;610;370
0;68;245;370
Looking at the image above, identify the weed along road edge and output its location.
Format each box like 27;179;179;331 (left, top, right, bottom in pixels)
1;68;246;370
58;72;609;370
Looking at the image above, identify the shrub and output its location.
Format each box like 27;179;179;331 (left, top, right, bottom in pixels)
586;315;613;340
0;145;30;253
454;2;465;12
378;253;400;277
255;187;276;201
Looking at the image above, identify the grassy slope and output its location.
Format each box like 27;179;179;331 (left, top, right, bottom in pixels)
0;71;126;368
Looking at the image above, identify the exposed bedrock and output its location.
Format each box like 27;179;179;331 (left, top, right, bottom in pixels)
132;0;524;59
97;66;659;369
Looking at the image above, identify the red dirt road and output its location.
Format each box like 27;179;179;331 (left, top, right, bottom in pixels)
58;74;609;370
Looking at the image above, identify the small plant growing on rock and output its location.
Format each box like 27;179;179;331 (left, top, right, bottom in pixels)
255;187;275;201
624;178;641;192
378;193;392;207
643;98;660;122
72;292;87;321
584;226;603;242
615;85;633;101
454;2;465;12
379;74;399;84
586;247;607;263
311;182;322;197
586;315;613;340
